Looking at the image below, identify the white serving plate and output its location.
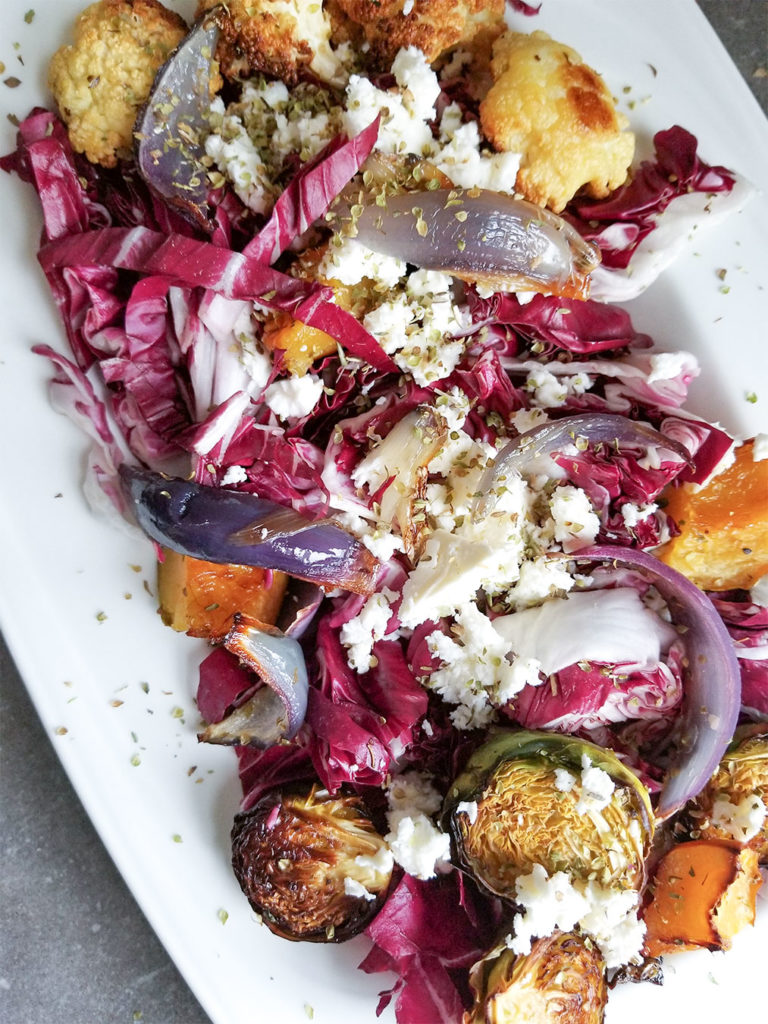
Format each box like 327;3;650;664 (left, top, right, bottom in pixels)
0;2;767;1022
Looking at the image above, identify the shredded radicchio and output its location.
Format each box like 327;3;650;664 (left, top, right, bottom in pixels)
565;126;737;269
1;76;760;1024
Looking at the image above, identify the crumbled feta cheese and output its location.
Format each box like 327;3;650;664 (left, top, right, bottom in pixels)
205;83;343;214
385;771;452;879
620;501;658;529
751;575;768;608
387;770;443;823
205;109;275;215
391;47;441;121
344;48;438;156
386;813;452;880
554;769;576;792
509;864;645;968
503;556;576;611
509;407;550;434
426;603;524;729
344;877;376;901
363;273;472;387
319;236;406;288
339;589;397;671
264;374;324;420
507;864;590;956
577;880;646;968
354;845;396;876
549;485;600;553
576;754;615;813
220;465;249;487
525;368;568;408
399;522;525;629
428;101;521;193
455;800;479;824
711;794;767;843
647;350;693;383
753;433;768;462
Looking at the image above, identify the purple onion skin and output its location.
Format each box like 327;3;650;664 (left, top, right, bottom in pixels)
120;466;378;595
199;619;309;747
350;188;600;299
581;545;741;820
134;15;220;229
477;413;692;519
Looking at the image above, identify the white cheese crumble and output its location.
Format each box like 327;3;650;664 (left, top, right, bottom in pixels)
344;877;376;901
205;82;343;214
554;769;576;793
455;800;479;824
319;236;406;289
339;589;397;672
354;845;396;876
753;433;768;462
385;771;451;880
362;271;472;387
751;575;768;608
508;863;645;969
549;485;600;553
264;374;324;420
620;501;658;529
711;795;767;843
576;753;615;814
386;815;452;880
426;602;536;729
647;350;694;383
524;369;592;409
344;47;439;156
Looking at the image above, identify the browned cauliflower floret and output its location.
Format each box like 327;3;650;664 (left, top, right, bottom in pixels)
328;0;505;68
196;0;347;85
48;0;187;168
479;30;635;212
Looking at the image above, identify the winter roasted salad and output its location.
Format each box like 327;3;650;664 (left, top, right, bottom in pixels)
3;1;768;1021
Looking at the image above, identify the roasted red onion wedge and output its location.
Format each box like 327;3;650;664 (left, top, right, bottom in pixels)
199;616;308;747
343;188;600;299
134;13;220;228
577;545;741;821
476;413;693;520
120;465;378;595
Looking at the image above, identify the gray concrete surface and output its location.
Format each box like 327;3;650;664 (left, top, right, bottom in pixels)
1;4;766;1024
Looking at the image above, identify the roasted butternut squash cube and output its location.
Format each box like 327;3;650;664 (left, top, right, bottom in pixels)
657;439;768;591
157;549;287;639
262;313;339;377
642;838;762;957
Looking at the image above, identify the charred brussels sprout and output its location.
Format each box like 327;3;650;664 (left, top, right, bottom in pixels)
231;786;393;942
465;931;607;1024
444;730;654;900
685;725;768;862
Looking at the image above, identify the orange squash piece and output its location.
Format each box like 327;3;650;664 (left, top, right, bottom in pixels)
657;439;768;591
263;313;340;377
157;549;287;640
642;838;762;957
262;245;363;376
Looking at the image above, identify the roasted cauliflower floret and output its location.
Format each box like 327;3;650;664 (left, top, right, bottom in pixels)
196;0;348;85
48;0;187;168
328;0;505;68
479;30;635;212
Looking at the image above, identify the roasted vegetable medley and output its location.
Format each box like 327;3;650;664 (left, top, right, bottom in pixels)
3;1;768;1021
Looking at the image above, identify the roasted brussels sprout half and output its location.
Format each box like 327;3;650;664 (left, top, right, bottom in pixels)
444;730;654;900
465;931;607;1024
231;785;393;942
685;725;768;862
